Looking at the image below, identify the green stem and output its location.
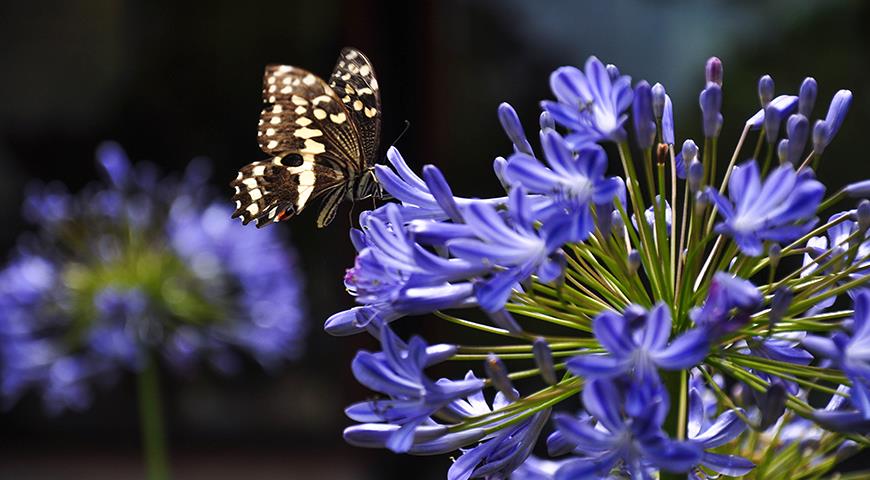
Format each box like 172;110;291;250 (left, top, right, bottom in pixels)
138;355;171;480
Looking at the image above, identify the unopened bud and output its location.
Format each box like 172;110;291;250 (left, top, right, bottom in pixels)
539;111;554;131
857;200;870;232
705;57;723;86
768;244;782;270
758;383;787;430
485;353;519;401
533;338;557;386
799;77;817;117
758;75;775;107
651;83;667;120
627;249;641;275
769;287;792;327
777;139;789;164
812;120;830;155
688;160;704;193
606;64;621;81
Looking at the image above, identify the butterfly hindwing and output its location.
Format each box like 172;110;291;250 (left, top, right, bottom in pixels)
231;153;344;227
328;48;382;166
315;184;348;228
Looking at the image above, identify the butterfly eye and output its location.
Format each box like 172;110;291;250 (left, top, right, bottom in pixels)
279;153;304;167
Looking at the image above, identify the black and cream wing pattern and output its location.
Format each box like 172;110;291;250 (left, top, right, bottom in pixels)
231;47;382;228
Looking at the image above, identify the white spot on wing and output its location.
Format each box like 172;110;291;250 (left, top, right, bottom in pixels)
252;165;266;176
313;108;327;120
304;139;326;154
359;65;371;76
293;127;323;139
330;112;346;124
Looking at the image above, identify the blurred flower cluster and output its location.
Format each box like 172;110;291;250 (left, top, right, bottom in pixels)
328;56;870;479
0;143;306;414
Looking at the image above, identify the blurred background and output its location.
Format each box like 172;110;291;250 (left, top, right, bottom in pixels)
0;0;868;478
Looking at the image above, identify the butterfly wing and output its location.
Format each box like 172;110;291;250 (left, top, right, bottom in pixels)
232;64;362;227
231;154;344;227
328;47;382;167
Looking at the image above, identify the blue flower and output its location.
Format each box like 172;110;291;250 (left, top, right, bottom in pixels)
803;290;870;418
686;387;754;478
567;303;709;381
550;378;701;479
812;90;852;155
0;143;307;412
691;272;762;337
504;129;622;243
633;81;656;149
374;147;507;222
446;372;551;480
447;188;568;312
699;83;723;138
346;324;483;453
542;56;633;147
705;160;825;256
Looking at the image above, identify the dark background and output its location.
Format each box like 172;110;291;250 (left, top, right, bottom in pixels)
0;1;868;478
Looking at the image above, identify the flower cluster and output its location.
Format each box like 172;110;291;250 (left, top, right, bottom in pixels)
328;55;868;479
0;143;306;413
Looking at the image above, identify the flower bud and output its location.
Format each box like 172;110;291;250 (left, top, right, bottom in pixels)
799;77;817;117
784;114;809;165
688;159;704;193
768;243;782;270
777;139;789;164
606;64;621;81
492;156;510;190
845;180;870;198
651;83;667;119
539;110;554;131
857;200;870;232
498;102;533;155
700;84;723;138
486;308;523;333
705;57;723;87
758;383;787;430
769;287;792;327
633;81;656;149
533;337;558;385
763;105;782;145
627;249;641;275
485;353;519;401
758;75;775;108
812;120;830;155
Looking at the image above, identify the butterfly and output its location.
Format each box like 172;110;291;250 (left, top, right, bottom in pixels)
231;47;382;228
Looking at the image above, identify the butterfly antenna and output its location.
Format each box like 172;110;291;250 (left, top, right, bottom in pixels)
389;120;411;149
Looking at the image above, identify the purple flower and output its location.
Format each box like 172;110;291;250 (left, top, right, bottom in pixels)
447;188;568;312
686;387;754;478
567;303;710;381
504;129;622;243
803;290;870;418
706;160;824;256
542;56;633;147
550;379;701;479
0;143;307;412
691;272;762;337
446;372;551;480
780;113;810;166
799;77;818;117
699;83;723;138
745;95;798;132
374;147;507;222
346;324;483;453
633;81;656;149
812;90;852;155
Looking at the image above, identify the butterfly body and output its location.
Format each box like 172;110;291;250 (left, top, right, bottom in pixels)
232;48;382;228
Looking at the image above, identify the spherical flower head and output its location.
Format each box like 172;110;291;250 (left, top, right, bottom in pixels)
0;143;306;412
542;56;633;147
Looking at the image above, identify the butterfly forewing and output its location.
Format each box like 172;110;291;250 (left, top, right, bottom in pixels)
328;48;382;166
232;48;382;228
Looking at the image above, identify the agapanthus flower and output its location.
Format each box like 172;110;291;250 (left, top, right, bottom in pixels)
803;290;870;418
706;160;825;256
567;303;709;381
329;54;869;479
445;373;550;480
542;56;633;147
0;143;306;412
345;324;484;453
